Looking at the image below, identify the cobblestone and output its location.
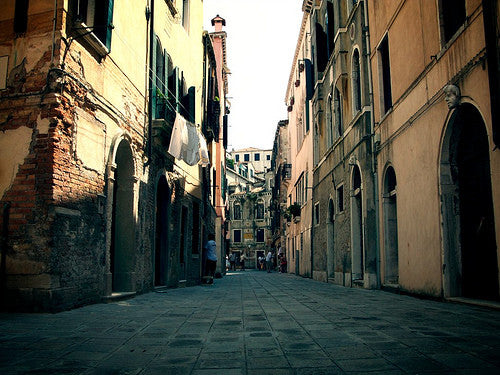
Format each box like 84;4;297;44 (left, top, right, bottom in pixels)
1;270;499;374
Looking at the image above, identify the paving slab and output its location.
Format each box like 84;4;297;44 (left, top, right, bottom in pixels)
1;270;500;374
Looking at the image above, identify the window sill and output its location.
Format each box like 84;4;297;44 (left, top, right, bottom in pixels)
73;21;110;57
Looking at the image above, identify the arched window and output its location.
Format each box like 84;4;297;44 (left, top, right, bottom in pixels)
326;93;334;148
233;202;242;220
334;87;343;138
352;49;361;114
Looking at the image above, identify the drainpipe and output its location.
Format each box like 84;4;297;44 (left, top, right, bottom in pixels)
145;0;155;166
51;0;57;65
363;0;381;288
482;0;500;148
1;202;11;306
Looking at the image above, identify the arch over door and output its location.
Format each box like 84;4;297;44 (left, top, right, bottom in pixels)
440;103;498;299
110;139;135;292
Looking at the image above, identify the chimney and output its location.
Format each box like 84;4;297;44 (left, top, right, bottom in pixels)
211;14;226;32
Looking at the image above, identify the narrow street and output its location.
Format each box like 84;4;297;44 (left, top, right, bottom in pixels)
1;271;500;374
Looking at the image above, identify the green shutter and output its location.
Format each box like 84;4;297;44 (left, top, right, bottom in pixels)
151;35;158;119
105;0;114;50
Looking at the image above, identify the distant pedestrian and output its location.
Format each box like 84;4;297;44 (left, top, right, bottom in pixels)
259;256;265;270
266;251;273;273
280;256;287;273
229;252;236;271
204;234;217;284
240;253;246;271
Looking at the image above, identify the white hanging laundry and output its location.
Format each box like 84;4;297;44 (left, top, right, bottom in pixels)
168;113;188;160
198;132;210;167
183;121;201;166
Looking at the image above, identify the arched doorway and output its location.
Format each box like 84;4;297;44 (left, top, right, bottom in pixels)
110;140;135;292
440;103;498;299
383;166;399;285
351;165;364;281
327;198;335;279
154;176;170;286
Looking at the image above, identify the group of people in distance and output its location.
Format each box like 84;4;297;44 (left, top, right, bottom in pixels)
204;235;289;285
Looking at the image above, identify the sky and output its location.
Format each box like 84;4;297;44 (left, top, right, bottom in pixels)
203;0;304;151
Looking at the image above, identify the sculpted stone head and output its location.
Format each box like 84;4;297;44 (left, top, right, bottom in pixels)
444;84;461;109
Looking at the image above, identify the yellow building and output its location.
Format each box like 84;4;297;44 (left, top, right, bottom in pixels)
368;0;500;300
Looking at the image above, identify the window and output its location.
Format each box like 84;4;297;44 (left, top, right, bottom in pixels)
378;35;392;115
337;185;344;212
233;203;241;220
182;0;190;32
235;154;240;162
72;0;115;53
295;174;306;206
266;154;271;160
326;1;334;57
254;153;260;161
233;229;242;243
256;200;264;219
14;0;29;34
256;229;264;243
314;202;320;226
334;87;342;138
326;93;334;148
244;153;250;162
315;21;328;75
439;0;466;45
352;49;361;114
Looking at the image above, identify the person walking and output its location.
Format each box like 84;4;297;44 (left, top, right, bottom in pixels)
266;250;273;273
229;252;236;271
240;253;246;271
204;234;217;284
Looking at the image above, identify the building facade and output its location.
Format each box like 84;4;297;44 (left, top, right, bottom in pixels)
368;0;500;299
274;0;500;301
230;147;273;173
0;0;226;311
308;0;378;287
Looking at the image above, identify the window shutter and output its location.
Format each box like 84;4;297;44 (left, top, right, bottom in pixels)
305;59;314;100
93;0;113;50
223;115;228;149
151;35;158;119
105;0;114;50
188;86;195;123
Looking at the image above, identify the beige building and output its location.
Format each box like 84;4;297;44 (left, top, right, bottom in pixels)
368;0;500;299
283;6;314;277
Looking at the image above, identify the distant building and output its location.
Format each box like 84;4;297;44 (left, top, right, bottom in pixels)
227;148;273;269
230;147;273;173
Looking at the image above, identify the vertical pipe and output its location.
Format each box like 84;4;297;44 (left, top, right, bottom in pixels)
363;0;381;288
51;0;57;65
146;0;155;165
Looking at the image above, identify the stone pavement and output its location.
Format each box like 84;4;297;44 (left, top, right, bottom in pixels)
1;271;500;375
